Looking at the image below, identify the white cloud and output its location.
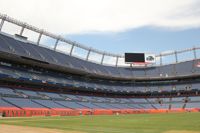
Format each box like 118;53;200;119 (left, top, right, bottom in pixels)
0;0;200;35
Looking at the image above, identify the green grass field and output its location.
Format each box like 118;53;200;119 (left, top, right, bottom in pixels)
1;113;200;133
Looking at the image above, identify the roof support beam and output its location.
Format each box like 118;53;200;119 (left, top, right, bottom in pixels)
37;31;43;45
70;44;75;56
86;49;91;61
19;23;26;36
54;37;60;50
116;56;119;67
160;55;162;66
0;17;5;31
193;47;197;59
101;54;105;65
175;51;178;63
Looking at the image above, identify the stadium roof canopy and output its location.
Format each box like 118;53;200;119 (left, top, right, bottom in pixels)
0;13;199;67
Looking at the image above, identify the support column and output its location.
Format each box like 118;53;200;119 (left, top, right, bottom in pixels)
37;31;43;45
54;38;60;50
0;18;5;31
175;51;178;63
70;44;75;56
101;54;105;64
193;47;197;59
86;49;91;61
160;55;162;66
115;56;119;67
19;24;26;36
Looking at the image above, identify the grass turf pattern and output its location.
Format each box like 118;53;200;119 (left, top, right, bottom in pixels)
0;113;200;133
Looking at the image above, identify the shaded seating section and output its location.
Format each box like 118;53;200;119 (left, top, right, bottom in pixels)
108;103;134;109
0;34;14;53
93;97;107;102
139;104;155;109
0;87;18;96
132;68;146;77
190;96;200;102
93;102;114;109
175;84;191;91
3;97;45;108
146;67;160;77
130;104;145;109
38;92;63;99
170;97;185;109
0;34;29;57
118;68;133;78
55;101;86;109
158;85;174;92
147;98;170;109
61;94;80;101
185;97;200;109
0;67;21;78
2;64;198;93
148;87;159;92
171;97;184;102
32;99;65;109
147;98;157;103
0;33;199;80
161;98;170;102
0;57;200;94
175;61;194;76
132;86;146;93
193;59;200;74
20;42;44;60
191;83;200;91
15;89;39;98
78;102;101;109
0;98;16;108
159;65;175;77
79;96;96;102
1;31;200;117
0;87;200;111
153;104;169;109
131;98;147;103
105;66;121;77
171;103;184;109
186;102;200;108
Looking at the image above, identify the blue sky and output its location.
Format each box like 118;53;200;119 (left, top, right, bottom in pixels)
1;0;200;54
67;27;200;55
1;0;200;65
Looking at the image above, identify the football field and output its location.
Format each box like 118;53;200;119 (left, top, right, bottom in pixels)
0;113;200;133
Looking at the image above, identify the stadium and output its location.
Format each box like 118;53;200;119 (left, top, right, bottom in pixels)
0;1;200;132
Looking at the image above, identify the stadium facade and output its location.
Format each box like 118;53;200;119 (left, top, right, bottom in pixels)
0;14;200;117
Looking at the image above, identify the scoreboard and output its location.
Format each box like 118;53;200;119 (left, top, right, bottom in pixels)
125;53;155;64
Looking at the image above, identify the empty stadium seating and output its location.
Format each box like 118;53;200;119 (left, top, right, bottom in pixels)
0;64;199;93
0;87;199;110
0;32;200;80
0;29;200;117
